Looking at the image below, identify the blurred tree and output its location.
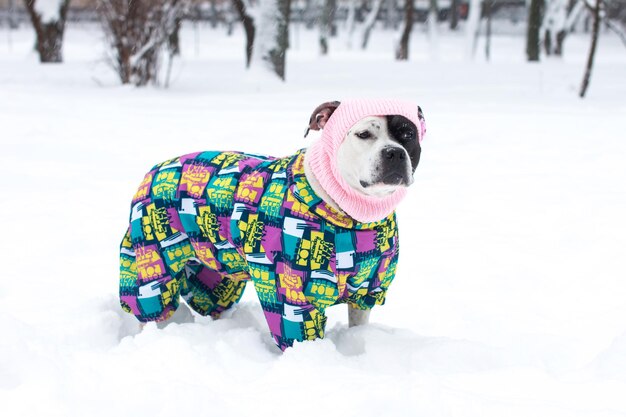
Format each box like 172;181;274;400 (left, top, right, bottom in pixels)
320;0;337;54
395;0;413;60
384;0;400;29
542;0;584;56
485;0;493;60
465;0;482;58
361;0;383;49
427;0;439;58
450;0;460;30
9;0;19;29
526;0;544;61
98;0;187;86
23;0;71;63
253;0;292;79
581;0;626;47
580;0;601;97
345;0;359;48
232;0;256;67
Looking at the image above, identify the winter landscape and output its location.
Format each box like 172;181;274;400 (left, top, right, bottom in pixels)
1;1;626;416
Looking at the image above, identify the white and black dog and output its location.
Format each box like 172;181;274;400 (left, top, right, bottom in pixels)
120;99;426;350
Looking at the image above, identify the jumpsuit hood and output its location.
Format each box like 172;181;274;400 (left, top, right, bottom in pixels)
305;98;426;223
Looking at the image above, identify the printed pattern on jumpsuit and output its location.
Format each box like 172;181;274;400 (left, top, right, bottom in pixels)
120;149;400;350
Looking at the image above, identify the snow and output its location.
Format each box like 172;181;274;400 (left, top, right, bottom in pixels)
33;0;62;24
1;22;626;416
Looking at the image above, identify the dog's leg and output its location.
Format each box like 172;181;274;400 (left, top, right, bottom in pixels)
348;305;370;327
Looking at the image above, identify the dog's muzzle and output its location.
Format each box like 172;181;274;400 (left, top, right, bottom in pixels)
378;147;412;186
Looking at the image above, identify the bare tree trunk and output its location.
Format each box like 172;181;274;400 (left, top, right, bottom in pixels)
23;0;71;63
384;0;398;29
98;0;186;86
345;0;358;48
304;0;316;29
450;0;459;30
542;0;575;56
395;0;414;60
9;0;19;29
485;0;492;60
320;0;337;55
254;0;292;80
465;0;482;59
168;15;183;56
427;0;439;59
361;0;383;49
579;0;601;98
526;0;544;61
232;0;256;68
555;0;585;54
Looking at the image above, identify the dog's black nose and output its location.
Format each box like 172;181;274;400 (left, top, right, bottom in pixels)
383;147;405;161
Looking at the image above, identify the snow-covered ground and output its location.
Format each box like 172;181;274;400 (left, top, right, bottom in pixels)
1;22;625;416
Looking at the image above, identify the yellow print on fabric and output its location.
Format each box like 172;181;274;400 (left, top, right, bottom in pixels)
259;182;285;218
242;215;265;254
271;157;290;172
161;280;179;306
249;263;277;303
317;205;354;229
207;176;236;209
279;264;307;305
211;152;244;168
197;206;221;242
307;280;337;307
296;232;333;270
304;310;325;339
229;271;250;282
350;257;378;289
191;242;219;270
152;170;179;200
214;280;238;307
163;243;193;274
296;185;315;205
336;272;349;297
133;172;153;202
119;255;136;282
142;204;171;242
379;257;397;289
376;222;396;253
311;237;333;268
219;250;247;273
285;191;316;220
135;246;164;280
236;173;264;203
181;164;211;198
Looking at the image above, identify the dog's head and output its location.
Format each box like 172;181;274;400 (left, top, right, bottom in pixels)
306;100;426;198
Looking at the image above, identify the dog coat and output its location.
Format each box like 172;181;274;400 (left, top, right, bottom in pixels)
119;99;425;350
119;150;399;350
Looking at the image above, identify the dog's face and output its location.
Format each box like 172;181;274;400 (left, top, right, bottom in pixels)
337;115;420;197
306;101;424;198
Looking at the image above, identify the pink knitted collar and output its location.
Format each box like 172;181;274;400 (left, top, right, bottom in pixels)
305;99;425;223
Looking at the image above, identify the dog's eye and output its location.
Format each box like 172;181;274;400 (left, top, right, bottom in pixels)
400;130;414;141
356;131;372;139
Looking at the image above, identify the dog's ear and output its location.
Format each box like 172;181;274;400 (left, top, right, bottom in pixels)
417;106;425;123
417;105;427;142
304;101;341;137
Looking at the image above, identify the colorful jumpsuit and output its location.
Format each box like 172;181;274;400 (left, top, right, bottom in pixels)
119;149;399;350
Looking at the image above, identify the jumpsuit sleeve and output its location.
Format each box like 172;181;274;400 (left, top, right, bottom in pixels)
348;221;400;311
252;256;328;351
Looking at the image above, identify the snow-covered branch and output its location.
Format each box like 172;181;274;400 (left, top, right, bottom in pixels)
582;0;626;48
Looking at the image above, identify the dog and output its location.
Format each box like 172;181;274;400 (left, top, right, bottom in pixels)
119;99;426;350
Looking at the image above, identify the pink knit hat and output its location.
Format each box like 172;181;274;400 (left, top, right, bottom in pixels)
306;98;426;223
